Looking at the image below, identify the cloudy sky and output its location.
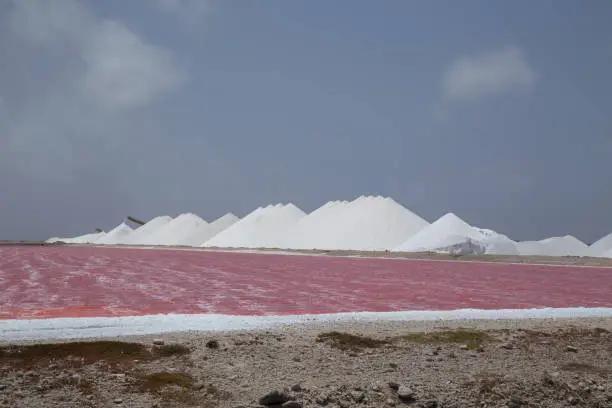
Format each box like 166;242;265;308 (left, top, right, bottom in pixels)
1;0;611;243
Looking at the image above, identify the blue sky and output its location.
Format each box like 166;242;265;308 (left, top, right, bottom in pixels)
1;0;611;242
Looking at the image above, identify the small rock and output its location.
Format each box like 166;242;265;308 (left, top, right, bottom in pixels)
568;396;578;405
459;344;469;350
397;386;415;402
507;395;524;408
351;391;365;403
48;363;58;369
386;398;396;406
281;402;302;408
292;356;301;362
389;362;398;369
418;400;438;408
113;398;123;404
542;370;560;385
500;343;514;350
206;339;220;349
372;383;382;392
0;385;5;391
259;390;290;406
152;339;165;346
476;345;485;353
291;383;302;392
566;345;579;353
388;382;400;390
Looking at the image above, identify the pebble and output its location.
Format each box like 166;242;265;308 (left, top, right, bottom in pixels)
291;383;302;392
113;398;123;404
565;345;579;353
542;370;560;385
152;339;165;346
386;398;397;406
500;343;514;350
388;382;399;390
397;385;415;402
389;362;398;369
0;385;5;391
460;345;469;350
351;391;365;403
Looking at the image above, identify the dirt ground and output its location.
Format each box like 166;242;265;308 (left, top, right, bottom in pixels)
1;318;611;408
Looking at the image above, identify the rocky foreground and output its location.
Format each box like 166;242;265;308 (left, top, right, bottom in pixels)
1;318;611;408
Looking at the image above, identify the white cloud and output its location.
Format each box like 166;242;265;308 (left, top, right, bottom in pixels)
1;0;187;179
8;0;185;111
443;45;536;101
82;20;185;110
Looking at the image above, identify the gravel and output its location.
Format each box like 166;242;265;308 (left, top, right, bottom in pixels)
0;317;611;407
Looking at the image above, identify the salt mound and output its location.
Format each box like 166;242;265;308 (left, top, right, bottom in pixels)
203;204;306;249
588;232;612;257
181;213;239;246
123;216;173;245
277;200;351;250
95;223;133;245
139;213;207;246
394;213;518;255
537;235;588;257
516;241;550;256
47;231;106;244
601;247;612;258
284;196;429;251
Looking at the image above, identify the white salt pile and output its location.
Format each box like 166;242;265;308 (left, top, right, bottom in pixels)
393;213;518;255
284;196;429;251
180;213;239;246
536;235;588;257
95;223;133;245
279;200;351;250
587;232;612;257
123;215;173;245
47;231;106;244
138;213;207;246
203;204;306;249
516;241;551;256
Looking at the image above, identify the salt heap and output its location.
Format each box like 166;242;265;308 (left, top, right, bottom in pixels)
180;213;239;246
393;213;518;255
587;232;612;257
95;223;133;245
138;213;207;246
202;204;306;249
279;200;351;250
284;196;429;251
516;240;550;256
537;235;588;257
47;231;106;244
123;216;173;245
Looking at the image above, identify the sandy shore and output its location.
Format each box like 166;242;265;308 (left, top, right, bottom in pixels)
2;317;611;407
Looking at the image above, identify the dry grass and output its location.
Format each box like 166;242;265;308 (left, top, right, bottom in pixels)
316;331;390;351
0;341;153;369
397;329;489;350
153;343;191;357
0;340;192;372
139;372;194;392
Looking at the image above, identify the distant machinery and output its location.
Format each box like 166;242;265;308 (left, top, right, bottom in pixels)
127;216;146;226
